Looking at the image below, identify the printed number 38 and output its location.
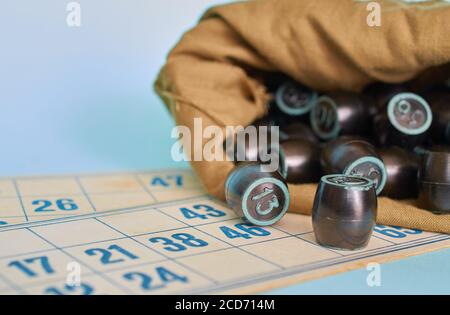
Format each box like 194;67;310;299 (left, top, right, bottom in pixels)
148;233;208;252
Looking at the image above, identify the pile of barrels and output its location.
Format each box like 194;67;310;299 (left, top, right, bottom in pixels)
224;78;449;250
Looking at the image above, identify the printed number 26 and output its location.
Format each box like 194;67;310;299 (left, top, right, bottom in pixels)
33;199;78;212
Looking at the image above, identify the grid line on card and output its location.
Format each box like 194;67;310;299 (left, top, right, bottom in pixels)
74;176;97;213
0;215;29;219
0;170;207;229
1;223;440;273
130;225;203;239
0;170;206;229
0;190;170;199
134;175;158;202
126;234;447;294
93;218;219;285
0;210;447;294
270;220;439;258
0;192;448;295
153;208;286;270
297;233;447;263
269;224;346;257
12;179;29;222
0;195;210;231
293;234;345;257
370;233;397;245
189;236;450;294
0;234;122;261
0;270;24;294
127;214;242;239
0;169;196;183
24;227;131;294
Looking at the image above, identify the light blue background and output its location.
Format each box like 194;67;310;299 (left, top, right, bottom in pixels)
0;0;448;294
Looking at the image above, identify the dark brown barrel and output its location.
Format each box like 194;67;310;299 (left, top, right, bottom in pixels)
280;139;321;183
418;151;450;214
312;174;377;250
378;146;419;199
310;91;371;140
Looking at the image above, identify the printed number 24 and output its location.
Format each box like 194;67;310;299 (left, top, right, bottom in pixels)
123;267;188;291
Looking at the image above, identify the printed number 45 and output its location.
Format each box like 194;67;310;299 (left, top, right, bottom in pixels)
33;199;78;212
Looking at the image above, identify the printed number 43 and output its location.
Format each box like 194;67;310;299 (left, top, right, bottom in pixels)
179;204;226;220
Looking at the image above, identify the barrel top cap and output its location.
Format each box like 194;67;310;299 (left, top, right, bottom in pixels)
387;92;432;135
242;177;290;226
275;81;318;116
321;174;375;191
343;156;387;195
310;95;340;140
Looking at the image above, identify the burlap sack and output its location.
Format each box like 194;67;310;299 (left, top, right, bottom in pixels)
155;0;450;234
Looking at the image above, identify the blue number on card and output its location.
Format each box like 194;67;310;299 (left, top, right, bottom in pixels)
8;256;54;277
148;233;208;252
33;199;78;212
220;223;271;240
85;244;139;265
180;204;226;220
0;221;7;226
172;233;208;247
374;225;422;238
45;283;94;295
167;175;183;187
151;175;183;188
123;267;188;291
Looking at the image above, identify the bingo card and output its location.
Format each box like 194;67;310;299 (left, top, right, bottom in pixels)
0;169;448;295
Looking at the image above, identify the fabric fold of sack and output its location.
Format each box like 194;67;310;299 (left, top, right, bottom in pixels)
155;0;450;234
